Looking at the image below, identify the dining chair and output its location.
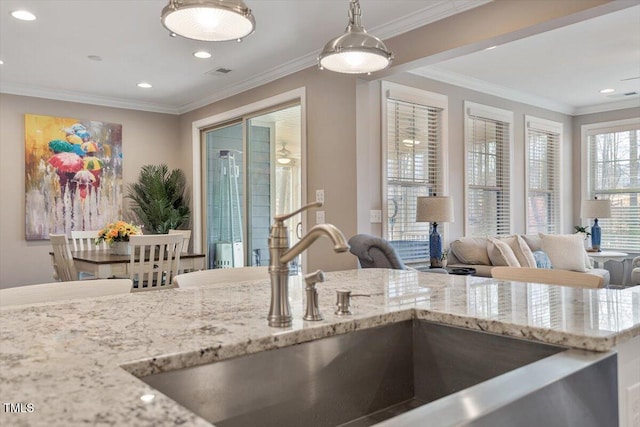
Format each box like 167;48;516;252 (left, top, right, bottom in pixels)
168;229;191;253
490;267;604;289
50;234;79;282
128;234;183;291
173;266;269;288
71;229;108;251
0;279;133;308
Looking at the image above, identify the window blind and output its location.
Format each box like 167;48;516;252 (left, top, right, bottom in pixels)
386;96;444;262
526;117;561;235
586;124;640;251
465;102;513;237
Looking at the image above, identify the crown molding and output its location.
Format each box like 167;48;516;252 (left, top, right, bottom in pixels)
0;82;180;115
573;98;640;116
410;67;577;115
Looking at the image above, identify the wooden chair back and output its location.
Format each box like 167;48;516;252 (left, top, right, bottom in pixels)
168;229;191;253
50;234;79;282
491;267;604;289
1;279;132;307
71;230;108;251
128;234;183;291
173;266;268;288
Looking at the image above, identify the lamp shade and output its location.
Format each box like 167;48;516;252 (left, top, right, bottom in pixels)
317;0;392;74
416;196;454;223
161;0;255;42
580;199;612;219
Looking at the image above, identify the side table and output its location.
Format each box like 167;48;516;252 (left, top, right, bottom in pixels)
588;251;629;287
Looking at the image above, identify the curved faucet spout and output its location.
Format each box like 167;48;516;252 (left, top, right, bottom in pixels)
280;224;349;265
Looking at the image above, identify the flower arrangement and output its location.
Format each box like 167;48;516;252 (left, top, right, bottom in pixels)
96;221;142;245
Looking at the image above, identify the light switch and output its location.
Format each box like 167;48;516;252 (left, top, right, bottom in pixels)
370;210;382;223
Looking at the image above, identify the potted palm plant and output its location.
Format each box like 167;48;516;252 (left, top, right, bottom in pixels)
127;164;191;234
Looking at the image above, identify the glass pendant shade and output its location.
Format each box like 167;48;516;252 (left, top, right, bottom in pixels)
161;0;255;42
318;0;392;74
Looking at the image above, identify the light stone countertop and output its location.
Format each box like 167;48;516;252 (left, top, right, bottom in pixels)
1;269;639;426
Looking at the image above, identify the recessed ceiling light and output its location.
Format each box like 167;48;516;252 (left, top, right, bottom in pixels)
137;82;152;89
11;10;36;21
0;60;3;65
599;88;615;94
485;46;497;50
193;51;212;59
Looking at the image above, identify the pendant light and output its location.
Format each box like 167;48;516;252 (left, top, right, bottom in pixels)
161;0;255;42
318;0;393;74
277;142;292;165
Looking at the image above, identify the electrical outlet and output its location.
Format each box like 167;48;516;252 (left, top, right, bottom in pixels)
316;189;325;204
316;210;325;224
370;210;382;223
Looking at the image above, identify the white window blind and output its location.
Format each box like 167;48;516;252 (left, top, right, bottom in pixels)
526;117;562;235
384;87;445;263
585;120;640;251
464;102;513;237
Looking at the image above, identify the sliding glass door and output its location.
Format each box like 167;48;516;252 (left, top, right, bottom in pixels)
203;104;302;270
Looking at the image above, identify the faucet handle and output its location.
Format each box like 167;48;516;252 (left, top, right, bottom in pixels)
305;270;325;287
274;201;322;223
335;289;371;316
303;270;325;321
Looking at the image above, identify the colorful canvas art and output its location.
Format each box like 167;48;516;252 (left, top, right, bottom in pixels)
24;114;123;240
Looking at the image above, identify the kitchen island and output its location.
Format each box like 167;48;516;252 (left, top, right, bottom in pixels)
1;269;639;426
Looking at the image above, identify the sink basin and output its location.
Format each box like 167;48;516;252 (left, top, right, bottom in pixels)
138;320;617;427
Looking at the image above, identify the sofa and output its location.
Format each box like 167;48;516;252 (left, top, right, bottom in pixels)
447;234;610;286
632;256;640;285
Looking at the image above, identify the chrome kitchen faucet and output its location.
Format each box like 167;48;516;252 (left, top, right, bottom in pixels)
267;201;349;327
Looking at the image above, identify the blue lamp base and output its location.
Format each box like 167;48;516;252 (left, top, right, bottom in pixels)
429;222;442;268
591;218;601;252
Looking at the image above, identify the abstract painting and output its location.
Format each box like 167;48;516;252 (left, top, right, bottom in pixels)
24;114;123;240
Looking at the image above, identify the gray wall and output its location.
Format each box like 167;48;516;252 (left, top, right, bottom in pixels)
0;94;180;287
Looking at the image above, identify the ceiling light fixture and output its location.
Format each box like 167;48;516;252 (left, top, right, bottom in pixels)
277;143;292;165
599;88;615;94
137;82;153;88
193;50;212;59
11;10;36;21
161;0;255;42
318;0;393;75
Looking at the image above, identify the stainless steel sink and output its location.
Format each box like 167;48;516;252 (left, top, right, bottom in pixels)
138;320;618;427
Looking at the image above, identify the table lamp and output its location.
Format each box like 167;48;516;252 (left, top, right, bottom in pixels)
580;197;611;252
416;196;454;268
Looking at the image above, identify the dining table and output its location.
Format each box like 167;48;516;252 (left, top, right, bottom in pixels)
51;250;206;279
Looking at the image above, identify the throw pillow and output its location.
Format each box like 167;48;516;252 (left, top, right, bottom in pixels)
532;250;553;269
521;234;542;252
511;235;537;268
487;237;521;267
539;233;588;272
450;237;491;265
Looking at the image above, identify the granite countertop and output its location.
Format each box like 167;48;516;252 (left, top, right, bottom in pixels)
1;269;639;426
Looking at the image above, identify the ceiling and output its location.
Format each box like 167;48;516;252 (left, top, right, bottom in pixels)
1;1;638;117
0;0;486;115
412;4;640;115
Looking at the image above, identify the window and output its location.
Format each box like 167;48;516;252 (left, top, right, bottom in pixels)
464;102;513;237
583;119;640;252
382;82;447;264
526;116;562;234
